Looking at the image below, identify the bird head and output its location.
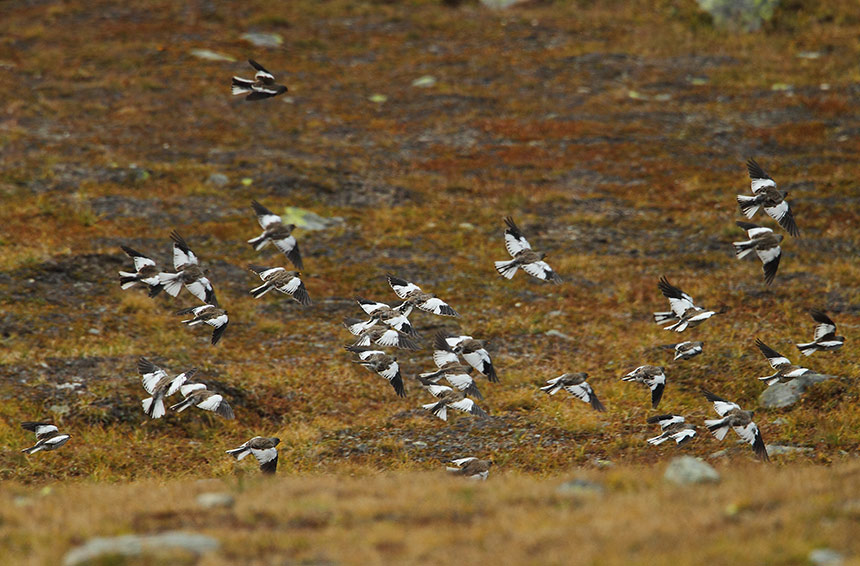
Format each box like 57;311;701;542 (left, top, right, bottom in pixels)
272;438;282;446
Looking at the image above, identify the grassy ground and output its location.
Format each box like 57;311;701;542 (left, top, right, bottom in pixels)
1;0;860;562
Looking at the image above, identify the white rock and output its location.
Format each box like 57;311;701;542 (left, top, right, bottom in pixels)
664;456;720;485
63;531;219;566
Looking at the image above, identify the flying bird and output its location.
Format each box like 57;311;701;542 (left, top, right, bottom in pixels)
344;320;421;350
170;383;235;419
420;383;488;422
346;346;406;397
702;388;768;461
231;59;288;101
646;414;696;446
446;457;492;480
421;346;483;400
20;422;70;454
495;216;562;284
138;357;196;419
733;221;783;285
247;200;302;269
621;365;666;408
119;245;162;297
653;277;723;332
662;341;704;361
176;304;229;345
386;274;459;317
354;297;417;336
540;372;606;412
248;265;311;306
226;436;281;474
158;231;216;304
796;310;844;356
737;158;799;237
434;331;498;382
755;338;811;386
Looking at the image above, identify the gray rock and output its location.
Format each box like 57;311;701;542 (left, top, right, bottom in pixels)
556;478;605;497
708;449;728;459
279;207;344;231
63;531;220;566
241;32;283;48
664;456;720;485
759;373;835;408
196;492;235;509
208;173;229;187
696;0;780;32
189;49;235;62
808;548;845;566
545;329;573;341
765;444;814;456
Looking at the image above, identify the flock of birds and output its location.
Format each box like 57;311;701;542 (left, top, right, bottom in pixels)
17;60;847;480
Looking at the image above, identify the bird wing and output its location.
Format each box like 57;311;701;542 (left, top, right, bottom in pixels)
504;218;532;256
658;277;696;317
754;245;781;286
763;200;798;237
138;358;169;395
386;275;421;299
810;310;837;341
170;231;198;268
756;339;791;368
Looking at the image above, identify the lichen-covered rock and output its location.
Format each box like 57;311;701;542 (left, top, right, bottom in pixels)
63;531;220;566
758;373;835;409
664;456;720;485
696;0;780;32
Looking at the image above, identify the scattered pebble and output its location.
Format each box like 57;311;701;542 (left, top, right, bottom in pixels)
208;173;229;187
765;444;814;456
240;32;283;48
189;49;235;62
411;75;437;88
545;330;573;341
663;456;720;485
808;548;845;566
556;478;605;497
196;492;235;510
280;207;344;231
369;94;388;103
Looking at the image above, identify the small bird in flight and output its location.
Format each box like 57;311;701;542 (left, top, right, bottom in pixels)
20;422;71;454
646;414;696;446
226;436;281;474
755;339;811;386
621;365;666;408
176;304;229;345
737;158;799;237
119;245;162;297
446;457;492;480
653;277;723;332
386;274;459;317
248;200;303;269
702;388;768;461
419;382;488;422
421;345;483;400
434;331;498;383
170;383;235;419
796;310;844;356
344;320;421;350
231;59;288;101
495;216;562;284
138;357;196;419
540;372;606;412
664;340;704;361
159;231;217;305
248;265;311;306
733;221;783;286
346;346;406;398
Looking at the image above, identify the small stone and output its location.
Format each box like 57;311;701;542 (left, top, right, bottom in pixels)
808;548;845;566
545;329;573;341
765;444;814;456
369;94;388;103
280;207;344;231
208;173;229;187
63;531;220;566
411;441;428;448
196;492;235;510
547;310;564;317
593;459;614;469
759;373;835;408
49;404;70;416
708;449;728;459
411;75;437;88
87;328;100;335
556;478;605;497
695;0;780;32
458;222;475;230
240;32;283;48
241;178;253;186
189;49;235;62
664;456;720;485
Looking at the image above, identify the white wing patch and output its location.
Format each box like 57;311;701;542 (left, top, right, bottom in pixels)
504;231;531;257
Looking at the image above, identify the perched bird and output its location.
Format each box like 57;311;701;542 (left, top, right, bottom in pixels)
737;158;799;237
226;436;281;474
540;372;606;412
495;216;562;283
646;414;696;446
119;245;162;297
653;277;723;332
248;265;311;306
346;346;406;397
664;341;704;361
420;383;488;422
20;422;70;454
231;59;288;101
137;357;196;419
421;346;483;400
702;388;768;461
621;366;666;408
176;304;229;345
796;310;845;356
386;274;459;317
446;457;492;480
354;297;416;336
344;320;421;350
733;221;783;285
434;331;498;383
247;200;302;269
755;339;811;386
159;231;216;304
169;383;235;419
